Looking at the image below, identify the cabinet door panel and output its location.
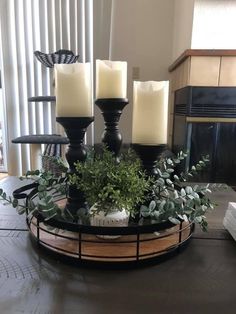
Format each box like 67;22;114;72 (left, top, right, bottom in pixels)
190;123;216;182
172;115;187;152
214;123;236;184
172;119;215;181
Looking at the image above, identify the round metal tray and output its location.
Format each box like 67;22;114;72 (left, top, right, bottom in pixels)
14;184;194;268
27;212;194;269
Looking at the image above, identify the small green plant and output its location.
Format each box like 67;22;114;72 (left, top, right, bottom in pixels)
70;147;150;216
140;151;221;231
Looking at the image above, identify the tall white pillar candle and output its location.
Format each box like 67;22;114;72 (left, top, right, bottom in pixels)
55;63;92;117
96;60;127;98
132;81;169;144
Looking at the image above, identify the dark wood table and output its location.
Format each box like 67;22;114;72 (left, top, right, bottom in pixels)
0;177;236;314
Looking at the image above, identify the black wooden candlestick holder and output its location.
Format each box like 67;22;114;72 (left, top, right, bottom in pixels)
131;144;166;177
95;98;128;160
56;117;94;214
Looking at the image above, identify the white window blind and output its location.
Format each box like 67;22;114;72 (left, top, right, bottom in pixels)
0;0;94;175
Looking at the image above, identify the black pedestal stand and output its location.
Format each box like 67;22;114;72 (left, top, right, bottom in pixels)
95;98;128;160
56;117;94;214
131;144;166;177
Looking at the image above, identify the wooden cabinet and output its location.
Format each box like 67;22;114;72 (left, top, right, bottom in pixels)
169;51;236;184
169;50;236;144
169;49;236;91
219;56;236;86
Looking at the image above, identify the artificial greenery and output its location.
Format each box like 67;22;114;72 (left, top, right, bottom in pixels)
70;147;150;216
0;148;222;231
140;151;220;231
0;157;68;221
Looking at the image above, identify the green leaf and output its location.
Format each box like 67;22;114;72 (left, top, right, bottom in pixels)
194;216;203;223
193;192;200;199
166;201;175;211
153;210;161;219
159;200;166;211
169;217;180;224
185;186;193;194
17;207;26;215
156;178;165;186
12;198;18;208
149;200;156;211
161;172;170;179
173;159;180;164
38;200;47;207
44;212;57;221
166;168;174;173
140;205;150;217
166;179;173;186
166;158;173;165
173;175;179;181
187;194;194;200
163;189;170;196
173;190;179;199
38;185;46;192
196;164;202;170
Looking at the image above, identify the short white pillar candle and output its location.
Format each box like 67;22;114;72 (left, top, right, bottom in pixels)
132;81;169;144
55;63;92;117
96;59;127;99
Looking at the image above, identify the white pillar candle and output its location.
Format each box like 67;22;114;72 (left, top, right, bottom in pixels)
55;63;92;117
96;59;127;98
132;81;169;144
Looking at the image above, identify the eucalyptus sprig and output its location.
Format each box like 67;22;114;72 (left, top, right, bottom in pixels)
0;166;69;221
0;187;29;215
140;152;217;231
24;169;68;220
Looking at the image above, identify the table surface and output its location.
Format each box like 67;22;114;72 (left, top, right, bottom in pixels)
0;176;236;314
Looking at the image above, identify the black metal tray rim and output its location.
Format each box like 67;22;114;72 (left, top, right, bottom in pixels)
34;212;192;235
13;183;193;236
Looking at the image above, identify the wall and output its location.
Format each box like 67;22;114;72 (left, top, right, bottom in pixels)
93;0;236;144
171;0;236;58
93;0;113;144
172;0;195;61
94;0;175;144
93;0;112;60
192;0;236;49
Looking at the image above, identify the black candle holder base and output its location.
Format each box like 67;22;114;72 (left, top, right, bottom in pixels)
56;117;94;215
131;144;167;177
64;185;88;217
95;98;128;160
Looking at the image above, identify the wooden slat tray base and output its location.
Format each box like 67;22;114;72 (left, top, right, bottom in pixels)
29;219;192;263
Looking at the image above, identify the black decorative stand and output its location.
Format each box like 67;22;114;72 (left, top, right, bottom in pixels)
95;98;128;160
56;117;94;214
131;144;166;177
